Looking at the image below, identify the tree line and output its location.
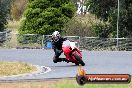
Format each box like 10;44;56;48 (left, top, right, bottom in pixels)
0;0;11;31
86;0;132;38
0;0;132;38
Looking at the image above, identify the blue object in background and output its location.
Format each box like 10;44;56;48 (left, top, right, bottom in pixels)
46;41;52;49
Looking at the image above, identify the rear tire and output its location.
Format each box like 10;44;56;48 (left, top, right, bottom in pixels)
73;53;85;66
75;63;79;66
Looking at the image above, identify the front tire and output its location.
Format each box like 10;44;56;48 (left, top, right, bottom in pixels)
74;53;85;66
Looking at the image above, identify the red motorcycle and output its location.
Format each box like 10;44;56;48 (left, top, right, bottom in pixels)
62;40;85;66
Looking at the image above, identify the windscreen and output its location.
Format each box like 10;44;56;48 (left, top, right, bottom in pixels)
62;40;71;47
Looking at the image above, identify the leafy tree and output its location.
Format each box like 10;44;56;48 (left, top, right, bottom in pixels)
0;0;11;31
19;0;76;35
63;15;96;37
86;0;132;38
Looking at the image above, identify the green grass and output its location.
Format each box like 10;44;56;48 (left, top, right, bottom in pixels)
55;80;132;88
0;61;37;76
0;79;131;88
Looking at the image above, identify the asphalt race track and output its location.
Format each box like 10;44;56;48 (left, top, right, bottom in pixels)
0;49;132;81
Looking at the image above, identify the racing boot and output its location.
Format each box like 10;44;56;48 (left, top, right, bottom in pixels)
53;56;69;63
53;56;63;63
60;58;69;63
53;56;58;63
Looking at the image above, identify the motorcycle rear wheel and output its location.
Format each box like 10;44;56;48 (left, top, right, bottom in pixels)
73;53;85;66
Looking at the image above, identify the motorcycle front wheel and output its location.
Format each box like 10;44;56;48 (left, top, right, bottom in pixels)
73;53;85;66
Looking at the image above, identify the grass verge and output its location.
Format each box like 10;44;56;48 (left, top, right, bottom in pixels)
0;61;37;76
56;80;132;88
0;79;131;88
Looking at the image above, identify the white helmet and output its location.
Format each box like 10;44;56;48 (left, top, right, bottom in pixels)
52;31;61;42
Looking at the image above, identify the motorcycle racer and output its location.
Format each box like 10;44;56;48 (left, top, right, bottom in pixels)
51;31;68;63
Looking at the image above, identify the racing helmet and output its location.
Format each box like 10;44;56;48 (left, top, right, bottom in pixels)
52;31;61;42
